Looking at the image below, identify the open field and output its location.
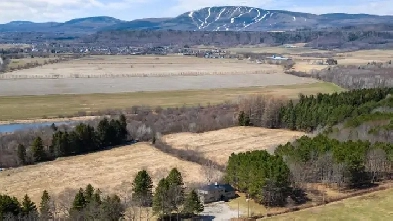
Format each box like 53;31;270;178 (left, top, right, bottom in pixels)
0;55;281;78
163;127;306;166
227;46;393;72
0;72;317;96
227;46;330;54
0;143;213;204
0;82;343;121
265;187;393;221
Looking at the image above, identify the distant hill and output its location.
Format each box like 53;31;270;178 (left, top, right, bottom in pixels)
1;6;393;33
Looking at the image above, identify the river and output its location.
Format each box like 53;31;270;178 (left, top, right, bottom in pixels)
0;121;75;133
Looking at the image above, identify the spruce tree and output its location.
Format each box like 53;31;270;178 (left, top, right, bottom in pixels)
152;178;171;217
182;190;204;215
21;194;38;218
84;184;95;204
72;188;86;211
39;190;51;220
132;170;153;206
17;144;27;165
32;136;46;163
166;168;185;213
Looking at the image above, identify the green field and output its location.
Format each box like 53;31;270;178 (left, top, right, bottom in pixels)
264;188;393;221
0;82;343;121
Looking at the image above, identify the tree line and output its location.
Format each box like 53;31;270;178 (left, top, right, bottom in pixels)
1;103;237;168
278;88;393;132
0;168;203;220
16;115;128;165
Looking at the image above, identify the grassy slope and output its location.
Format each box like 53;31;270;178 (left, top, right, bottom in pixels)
265;188;393;221
0;82;343;121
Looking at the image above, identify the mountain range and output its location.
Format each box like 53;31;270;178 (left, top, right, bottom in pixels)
1;6;393;33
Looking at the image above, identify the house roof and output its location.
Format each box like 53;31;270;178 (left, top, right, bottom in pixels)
199;183;235;192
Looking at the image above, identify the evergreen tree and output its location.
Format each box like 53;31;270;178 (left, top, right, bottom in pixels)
17;144;27;165
132;170;153;206
21;194;38;218
166;168;185;212
84;184;95;204
119;114;128;140
182;190;204;215
152;178;171;217
72;188;86;211
39;190;52;220
32;136;46;163
0;194;21;219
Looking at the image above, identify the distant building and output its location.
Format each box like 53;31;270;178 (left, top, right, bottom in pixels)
197;182;236;204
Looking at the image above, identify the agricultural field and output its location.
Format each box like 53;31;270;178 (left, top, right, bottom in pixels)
227;46;393;73
163;127;305;166
0;143;214;204
0;82;343;121
265;187;393;221
0;55;281;78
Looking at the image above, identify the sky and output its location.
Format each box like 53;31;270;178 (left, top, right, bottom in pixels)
0;0;392;23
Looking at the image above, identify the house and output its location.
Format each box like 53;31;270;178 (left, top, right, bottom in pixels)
197;182;236;204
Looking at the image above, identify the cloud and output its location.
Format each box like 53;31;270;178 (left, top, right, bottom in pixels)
0;0;391;23
288;0;393;15
0;0;150;23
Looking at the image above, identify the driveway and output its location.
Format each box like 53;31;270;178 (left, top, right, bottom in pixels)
200;201;243;221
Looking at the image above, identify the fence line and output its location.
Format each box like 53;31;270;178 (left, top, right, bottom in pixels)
0;70;276;80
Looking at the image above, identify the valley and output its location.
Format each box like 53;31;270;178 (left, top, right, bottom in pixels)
1;4;393;221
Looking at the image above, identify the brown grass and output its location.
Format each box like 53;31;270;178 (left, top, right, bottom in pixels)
0;143;213;204
2;55;282;78
163;127;305;166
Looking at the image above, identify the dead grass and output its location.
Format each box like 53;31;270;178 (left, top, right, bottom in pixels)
163;127;305;166
2;55;281;77
264;187;393;221
0;82;343;121
0;143;213;204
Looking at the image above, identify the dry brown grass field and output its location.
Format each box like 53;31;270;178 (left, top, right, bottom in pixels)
163;127;305;166
0;143;214;204
1;55;281;78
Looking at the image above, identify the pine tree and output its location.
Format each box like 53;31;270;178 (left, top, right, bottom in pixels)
152;178;171;217
182;190;204;215
132;170;153;206
84;184;95;204
0;194;21;218
32;136;46;163
21;194;38;219
166;168;185;213
17;144;27;165
72;188;86;211
119;114;128;140
39;190;51;220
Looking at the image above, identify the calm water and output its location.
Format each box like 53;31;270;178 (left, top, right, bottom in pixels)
0;121;74;133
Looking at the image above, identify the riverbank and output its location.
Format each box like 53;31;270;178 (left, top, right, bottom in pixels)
0;116;102;126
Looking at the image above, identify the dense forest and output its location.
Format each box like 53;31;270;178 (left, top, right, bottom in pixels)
0;168;203;220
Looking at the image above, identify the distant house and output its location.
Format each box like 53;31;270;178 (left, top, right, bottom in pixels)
197;182;236;204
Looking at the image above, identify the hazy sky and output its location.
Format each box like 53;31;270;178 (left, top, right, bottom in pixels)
0;0;392;23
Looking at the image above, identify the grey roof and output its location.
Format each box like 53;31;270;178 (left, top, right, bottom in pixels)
199;183;235;192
